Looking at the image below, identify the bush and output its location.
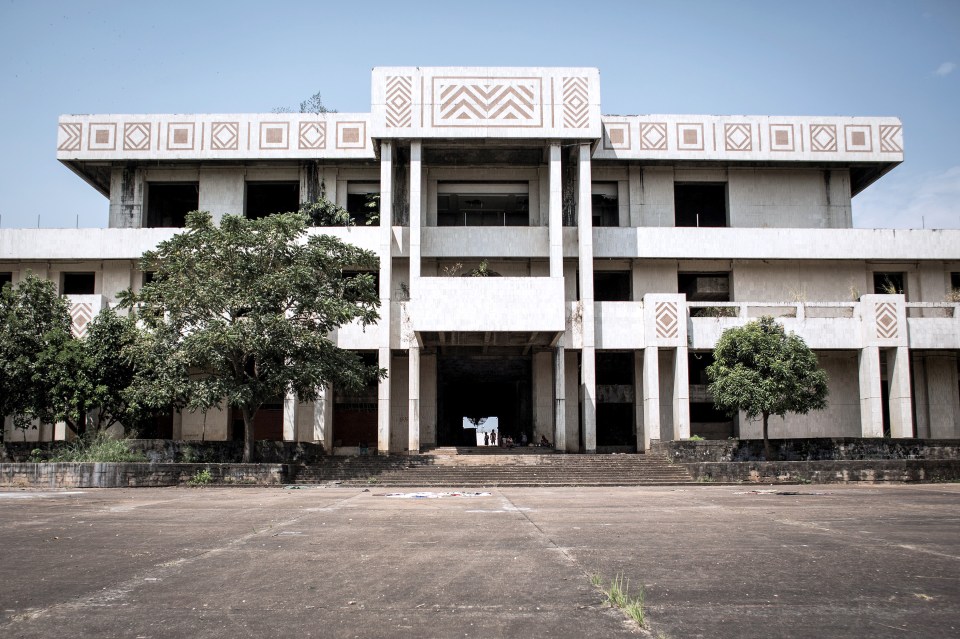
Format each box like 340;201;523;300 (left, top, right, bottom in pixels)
45;432;147;463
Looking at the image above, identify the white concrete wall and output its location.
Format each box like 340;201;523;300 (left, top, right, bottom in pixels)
728;169;851;228
180;407;229;441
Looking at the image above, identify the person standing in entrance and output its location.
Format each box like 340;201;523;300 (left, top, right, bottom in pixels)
484;432;489;446
491;430;497;446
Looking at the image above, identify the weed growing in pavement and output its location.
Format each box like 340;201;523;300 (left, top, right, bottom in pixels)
593;571;646;628
188;468;213;486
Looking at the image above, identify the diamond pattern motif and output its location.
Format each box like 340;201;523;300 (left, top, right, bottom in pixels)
810;124;837;152
70;303;93;339
211;122;239;151
123;123;151;151
656;302;678;339
639;123;667;150
298;122;326;149
875;302;898;339
724;123;752;151
562;77;589;129
385;76;412;128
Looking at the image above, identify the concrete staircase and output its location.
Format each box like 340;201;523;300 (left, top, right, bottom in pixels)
286;449;695;487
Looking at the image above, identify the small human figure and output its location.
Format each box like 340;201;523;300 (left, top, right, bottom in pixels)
520;432;528;446
484;432;489;446
358;441;369;455
491;430;497;446
540;435;550;447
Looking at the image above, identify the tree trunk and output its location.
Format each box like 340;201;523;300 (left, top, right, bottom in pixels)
242;408;256;463
762;412;775;461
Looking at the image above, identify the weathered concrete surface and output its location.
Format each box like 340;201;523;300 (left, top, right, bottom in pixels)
0;485;957;639
685;459;960;484
0;463;286;488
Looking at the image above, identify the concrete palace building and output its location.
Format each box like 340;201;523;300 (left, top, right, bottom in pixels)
2;66;960;452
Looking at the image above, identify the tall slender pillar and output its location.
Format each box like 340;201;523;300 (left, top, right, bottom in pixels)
377;142;394;454
858;346;883;437
408;344;421;453
554;346;566;452
313;386;334;451
282;391;297;441
548;143;563;278
577;143;596;452
409;141;422;290
643;346;662;442
887;346;913;438
672;347;691;440
634;351;648;450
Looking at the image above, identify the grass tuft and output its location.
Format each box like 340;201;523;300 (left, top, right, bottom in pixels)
46;432;147;463
594;571;646;628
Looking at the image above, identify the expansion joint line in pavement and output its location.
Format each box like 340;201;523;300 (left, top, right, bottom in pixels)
0;489;368;630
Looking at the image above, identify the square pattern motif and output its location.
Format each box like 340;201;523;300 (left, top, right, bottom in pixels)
259;122;289;150
844;124;872;152
336;121;366;149
769;124;795;152
166;123;195;150
676;123;704;151
603;122;631;150
88;123;117;151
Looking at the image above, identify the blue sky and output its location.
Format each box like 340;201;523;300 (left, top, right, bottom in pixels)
0;0;957;229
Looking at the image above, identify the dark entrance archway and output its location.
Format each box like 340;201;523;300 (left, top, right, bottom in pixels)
437;355;532;447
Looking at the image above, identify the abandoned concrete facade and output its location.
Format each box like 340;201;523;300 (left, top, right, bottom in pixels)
3;66;960;452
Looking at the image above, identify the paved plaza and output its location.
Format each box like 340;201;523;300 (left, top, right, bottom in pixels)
1;484;958;638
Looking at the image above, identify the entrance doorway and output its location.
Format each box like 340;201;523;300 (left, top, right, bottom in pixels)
437;355;532;447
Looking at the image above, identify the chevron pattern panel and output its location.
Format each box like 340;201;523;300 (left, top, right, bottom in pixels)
433;77;541;127
57;122;82;151
879;124;903;153
875;302;899;340
655;302;679;339
385;76;412;128
562;76;589;129
70;303;93;339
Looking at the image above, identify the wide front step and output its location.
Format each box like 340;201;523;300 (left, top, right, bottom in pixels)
287;453;696;486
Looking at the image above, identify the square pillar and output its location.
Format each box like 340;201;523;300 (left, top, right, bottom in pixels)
409;140;422;290
377;347;392;454
554;346;567;452
672;347;691;440
577;143;596;452
313;385;334;452
643;346;662;441
377;141;394;454
549;143;563;278
858;346;883;437
634;350;649;450
282;391;297;441
886;347;913;438
408;345;421;453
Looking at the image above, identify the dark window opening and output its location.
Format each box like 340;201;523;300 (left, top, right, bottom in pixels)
592;184;619;227
146;183;198;228
437;186;529;227
679;272;730;302
596;351;635;448
951;272;960;291
675;183;727;227
873;272;905;295
341;270;380;301
62;272;95;295
346;184;380;225
0;272;12;288
333;351;379;448
594;271;631;302
246;182;300;220
688;352;734;439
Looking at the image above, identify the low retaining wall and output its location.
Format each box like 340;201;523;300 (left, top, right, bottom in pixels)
0;463;287;488
657;438;960;463
1;440;326;464
684;460;960;484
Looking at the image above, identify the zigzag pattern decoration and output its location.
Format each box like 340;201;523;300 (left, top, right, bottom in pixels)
435;78;538;125
875;302;899;339
562;77;589;129
656;302;679;339
385;76;412;128
58;123;82;151
879;124;902;153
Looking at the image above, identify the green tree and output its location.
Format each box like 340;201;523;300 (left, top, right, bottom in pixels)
119;211;383;462
0;273;71;436
706;316;829;460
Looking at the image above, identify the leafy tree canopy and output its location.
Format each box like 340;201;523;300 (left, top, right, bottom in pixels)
706;316;829;459
119;211;383;462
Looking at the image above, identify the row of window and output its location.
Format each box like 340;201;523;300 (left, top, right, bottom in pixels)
143;181;726;229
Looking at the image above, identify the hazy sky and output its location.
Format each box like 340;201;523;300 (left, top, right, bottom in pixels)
0;0;957;229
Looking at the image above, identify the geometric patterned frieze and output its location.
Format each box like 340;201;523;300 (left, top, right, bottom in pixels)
768;123;795;152
88;123;117;151
724;123;752;151
655;302;679;339
874;301;899;339
603;122;631;150
676;123;704;151
70;302;93;339
844;124;872;153
810;124;838;152
879;124;903;153
166;122;195;150
57;122;82;151
639;122;667;150
123;122;152;151
336;121;367;149
432;76;542;127
562;76;590;129
259;122;289;150
385;75;413;128
211;122;239;151
298;121;326;150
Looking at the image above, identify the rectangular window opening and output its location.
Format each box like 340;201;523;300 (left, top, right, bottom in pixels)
346;183;380;225
873;272;905;295
594;270;631;302
146;182;199;228
592;183;619;227
62;272;95;295
246;181;300;220
674;183;728;227
0;272;12;289
437;183;529;227
679;272;730;302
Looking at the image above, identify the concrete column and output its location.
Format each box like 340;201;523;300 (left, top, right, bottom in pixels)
549;143;563;278
672;347;691;440
858;346;883;437
577;143;596;452
377;142;394;454
886;347;913;438
282;391;297;441
421;353;438;447
108;165;144;228
643;346;662;442
532;351;553;444
313;386;334;452
634;350;648;450
553;346;566;452
408;344;421;453
924;354;960;438
409;141;422;291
